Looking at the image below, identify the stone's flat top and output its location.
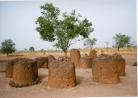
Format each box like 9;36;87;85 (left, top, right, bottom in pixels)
47;55;56;59
7;58;31;64
57;56;71;61
94;55;111;61
35;57;48;60
49;60;74;69
14;58;35;66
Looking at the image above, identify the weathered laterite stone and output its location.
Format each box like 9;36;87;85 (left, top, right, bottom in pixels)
6;58;26;78
89;49;97;59
48;60;76;88
6;60;14;78
70;49;80;67
112;54;126;76
9;58;39;88
92;55;120;84
58;56;71;62
35;57;48;68
79;57;92;68
47;55;56;67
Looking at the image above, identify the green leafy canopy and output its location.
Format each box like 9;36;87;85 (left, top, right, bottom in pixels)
0;39;16;56
113;33;131;50
84;38;97;49
29;46;35;52
35;3;93;52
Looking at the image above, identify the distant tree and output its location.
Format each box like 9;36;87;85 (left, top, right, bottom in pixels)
84;38;97;49
113;33;131;51
40;49;46;55
29;46;35;52
0;39;16;56
35;3;93;56
23;48;28;52
40;49;45;52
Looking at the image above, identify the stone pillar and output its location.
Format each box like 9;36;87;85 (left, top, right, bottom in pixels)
70;49;80;67
92;55;120;84
48;60;76;88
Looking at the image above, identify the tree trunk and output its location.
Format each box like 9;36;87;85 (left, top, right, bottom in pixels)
6;53;9;56
117;46;120;51
64;50;68;57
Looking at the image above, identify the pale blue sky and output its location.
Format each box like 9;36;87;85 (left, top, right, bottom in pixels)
0;0;136;50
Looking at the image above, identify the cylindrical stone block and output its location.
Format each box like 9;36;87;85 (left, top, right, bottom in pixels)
48;60;76;88
89;49;97;59
6;58;26;78
92;55;120;84
79;57;92;68
35;57;48;68
47;55;56;67
6;60;15;78
112;54;126;76
70;49;81;67
10;58;39;87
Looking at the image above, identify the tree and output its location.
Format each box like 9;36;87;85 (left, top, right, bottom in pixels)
113;33;131;51
23;48;28;52
29;46;35;52
40;49;45;52
35;3;93;56
0;39;16;56
84;38;97;49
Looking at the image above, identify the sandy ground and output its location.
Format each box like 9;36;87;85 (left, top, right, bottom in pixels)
0;55;137;97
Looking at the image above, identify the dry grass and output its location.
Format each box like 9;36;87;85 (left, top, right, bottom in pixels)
0;48;136;61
